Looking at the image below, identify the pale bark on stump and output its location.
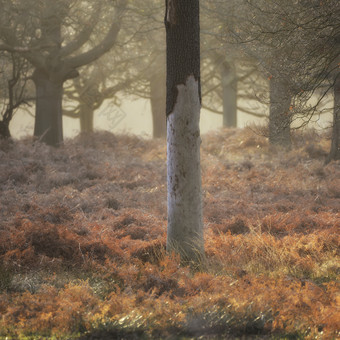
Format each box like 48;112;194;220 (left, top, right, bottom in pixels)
165;0;204;264
269;77;292;148
222;61;237;127
167;76;203;263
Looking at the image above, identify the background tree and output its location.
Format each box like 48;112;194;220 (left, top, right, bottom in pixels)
201;2;239;127
328;67;340;161
296;1;340;162
165;0;204;264
121;0;167;138
235;0;338;150
222;0;300;147
200;1;268;128
0;52;30;138
0;0;127;146
200;50;266;127
204;0;337;148
63;56;135;134
61;0;167;138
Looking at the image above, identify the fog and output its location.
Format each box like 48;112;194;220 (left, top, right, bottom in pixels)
9;96;333;140
1;0;337;148
9;97;226;140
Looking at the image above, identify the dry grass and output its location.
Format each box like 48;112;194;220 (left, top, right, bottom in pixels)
0;128;339;339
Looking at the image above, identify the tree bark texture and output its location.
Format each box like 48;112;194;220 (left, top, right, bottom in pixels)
165;0;204;264
165;0;201;116
328;74;340;162
79;105;95;133
150;72;166;138
222;60;237;127
32;11;65;146
269;77;292;148
0;110;12;139
33;70;64;146
0;121;11;139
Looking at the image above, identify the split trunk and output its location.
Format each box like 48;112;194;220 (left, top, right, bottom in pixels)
165;0;204;264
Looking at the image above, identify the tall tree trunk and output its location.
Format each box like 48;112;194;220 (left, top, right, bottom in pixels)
222;60;237;127
0;121;11;139
165;0;204;264
150;72;166;138
33;70;63;146
269;77;292;148
0;109;12;139
327;74;340;162
80;105;94;133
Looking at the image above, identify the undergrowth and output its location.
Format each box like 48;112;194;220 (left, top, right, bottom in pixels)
0;128;339;339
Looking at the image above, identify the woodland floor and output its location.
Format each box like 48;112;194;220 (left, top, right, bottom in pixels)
0;127;339;339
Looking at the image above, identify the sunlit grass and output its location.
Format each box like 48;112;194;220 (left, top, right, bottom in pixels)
0;128;339;339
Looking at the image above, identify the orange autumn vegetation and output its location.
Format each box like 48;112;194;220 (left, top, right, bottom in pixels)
0;128;339;339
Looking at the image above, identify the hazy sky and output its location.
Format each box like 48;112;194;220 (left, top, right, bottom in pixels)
10;96;333;140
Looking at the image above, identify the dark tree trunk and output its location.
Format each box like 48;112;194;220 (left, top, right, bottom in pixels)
165;0;204;265
269;77;292;148
80;105;94;133
0;121;11;139
33;70;64;146
150;72;166;138
222;61;237;127
327;75;340;162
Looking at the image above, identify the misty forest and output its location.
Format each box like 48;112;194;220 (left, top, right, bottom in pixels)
0;0;339;339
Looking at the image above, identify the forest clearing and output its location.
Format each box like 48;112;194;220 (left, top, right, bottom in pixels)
0;128;339;339
1;0;339;338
